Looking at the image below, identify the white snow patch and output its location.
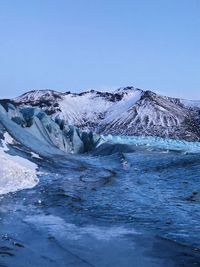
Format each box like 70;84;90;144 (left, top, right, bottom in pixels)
31;152;42;159
0;146;38;195
1;132;15;151
4;132;14;144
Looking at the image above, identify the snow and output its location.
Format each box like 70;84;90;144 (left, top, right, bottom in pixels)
14;89;63;103
58;91;113;126
104;89;143;123
181;99;200;108
13;87;200;140
4;132;15;144
0;144;38;195
31;152;42;159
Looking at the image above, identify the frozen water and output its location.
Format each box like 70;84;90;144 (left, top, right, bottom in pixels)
0;104;200;266
101;134;200;153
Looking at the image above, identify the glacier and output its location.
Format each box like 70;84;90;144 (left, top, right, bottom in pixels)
101;134;200;154
0;101;200;266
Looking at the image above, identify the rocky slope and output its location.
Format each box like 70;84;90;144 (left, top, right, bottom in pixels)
9;87;200;141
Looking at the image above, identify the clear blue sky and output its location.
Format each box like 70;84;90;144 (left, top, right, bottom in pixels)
0;0;199;99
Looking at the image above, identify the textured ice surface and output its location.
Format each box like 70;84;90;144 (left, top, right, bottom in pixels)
0;104;101;155
0;145;200;267
101;134;200;153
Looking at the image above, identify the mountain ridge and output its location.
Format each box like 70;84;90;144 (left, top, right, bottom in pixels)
2;86;200;141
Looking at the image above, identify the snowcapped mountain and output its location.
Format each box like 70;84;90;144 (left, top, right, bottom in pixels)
10;86;200;141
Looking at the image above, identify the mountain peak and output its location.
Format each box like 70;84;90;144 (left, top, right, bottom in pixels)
115;86;143;94
14;89;64;104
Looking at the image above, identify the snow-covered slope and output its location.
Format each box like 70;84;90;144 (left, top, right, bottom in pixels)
0;125;38;195
180;99;200;109
0;145;38;195
12;87;200;141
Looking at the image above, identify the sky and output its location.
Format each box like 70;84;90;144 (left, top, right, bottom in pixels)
0;0;199;99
